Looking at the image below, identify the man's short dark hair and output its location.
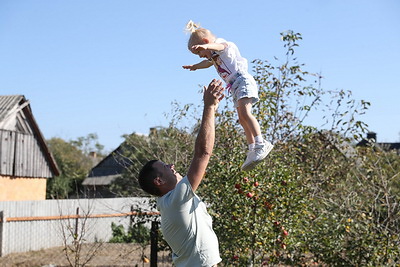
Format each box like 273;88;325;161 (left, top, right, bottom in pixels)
138;160;162;196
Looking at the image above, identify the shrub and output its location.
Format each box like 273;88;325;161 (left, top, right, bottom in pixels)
109;222;150;245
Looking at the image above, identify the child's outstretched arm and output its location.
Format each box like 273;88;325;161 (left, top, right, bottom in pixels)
183;60;213;71
192;43;226;53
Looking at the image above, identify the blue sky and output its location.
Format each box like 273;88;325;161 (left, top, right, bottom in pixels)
1;0;399;152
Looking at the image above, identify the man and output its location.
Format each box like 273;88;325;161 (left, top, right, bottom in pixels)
138;79;224;266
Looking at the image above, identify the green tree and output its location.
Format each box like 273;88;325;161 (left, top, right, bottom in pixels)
111;115;197;197
46;133;105;199
200;31;399;266
117;31;399;265
69;133;105;156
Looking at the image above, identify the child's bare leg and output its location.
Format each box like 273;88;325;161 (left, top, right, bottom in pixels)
237;98;273;171
236;98;262;145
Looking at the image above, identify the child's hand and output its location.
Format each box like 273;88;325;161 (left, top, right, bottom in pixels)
191;44;207;53
182;65;197;71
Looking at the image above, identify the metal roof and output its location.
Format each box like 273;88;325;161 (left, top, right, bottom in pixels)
0;94;60;177
0;95;25;124
82;174;121;186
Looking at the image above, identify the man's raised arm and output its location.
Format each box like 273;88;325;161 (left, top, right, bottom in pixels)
187;79;224;191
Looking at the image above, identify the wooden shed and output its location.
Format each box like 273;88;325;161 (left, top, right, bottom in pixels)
0;95;59;201
357;132;400;154
82;144;130;198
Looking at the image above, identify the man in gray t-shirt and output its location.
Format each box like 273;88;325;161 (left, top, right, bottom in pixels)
138;79;224;267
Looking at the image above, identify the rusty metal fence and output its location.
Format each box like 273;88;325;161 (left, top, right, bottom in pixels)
0;198;172;266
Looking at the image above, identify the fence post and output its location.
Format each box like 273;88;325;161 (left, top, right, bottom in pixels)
74;207;79;244
150;221;158;267
130;205;134;226
0;211;5;257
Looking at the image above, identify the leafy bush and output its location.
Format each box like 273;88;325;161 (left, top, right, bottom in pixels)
109;222;150;245
116;31;399;265
198;31;399;266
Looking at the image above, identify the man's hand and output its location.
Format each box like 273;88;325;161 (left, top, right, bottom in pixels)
203;79;225;106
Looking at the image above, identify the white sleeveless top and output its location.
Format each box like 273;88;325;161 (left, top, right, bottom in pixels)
211;37;249;84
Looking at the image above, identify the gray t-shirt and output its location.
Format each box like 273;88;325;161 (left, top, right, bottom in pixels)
157;176;221;267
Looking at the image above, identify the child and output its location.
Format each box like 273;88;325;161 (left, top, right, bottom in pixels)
182;20;273;171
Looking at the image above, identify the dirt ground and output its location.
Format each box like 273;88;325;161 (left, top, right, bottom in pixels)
0;244;324;267
0;243;173;267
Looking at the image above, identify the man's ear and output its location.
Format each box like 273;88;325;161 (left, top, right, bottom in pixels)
153;177;164;186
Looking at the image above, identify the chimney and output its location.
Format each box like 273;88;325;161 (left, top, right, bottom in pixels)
150;127;157;136
366;132;377;143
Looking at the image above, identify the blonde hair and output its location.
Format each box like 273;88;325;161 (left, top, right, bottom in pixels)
184;20;216;50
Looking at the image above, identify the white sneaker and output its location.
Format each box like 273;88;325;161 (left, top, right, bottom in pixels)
241;141;274;171
241;150;255;171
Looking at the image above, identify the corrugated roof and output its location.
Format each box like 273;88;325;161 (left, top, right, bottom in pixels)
0;94;60;177
0;95;24;122
82;174;120;186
